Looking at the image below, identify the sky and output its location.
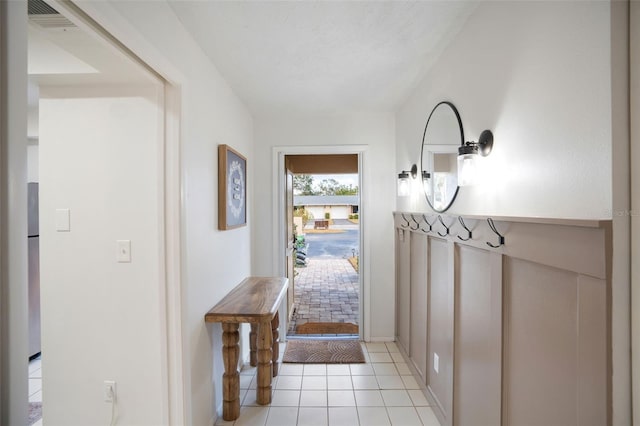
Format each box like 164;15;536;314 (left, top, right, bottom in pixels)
310;173;358;188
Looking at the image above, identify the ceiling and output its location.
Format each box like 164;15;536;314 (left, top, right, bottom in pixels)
27;0;157;90
168;1;476;115
27;0;159;137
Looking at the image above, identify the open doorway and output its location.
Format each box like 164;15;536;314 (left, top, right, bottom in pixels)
284;154;360;339
25;1;166;424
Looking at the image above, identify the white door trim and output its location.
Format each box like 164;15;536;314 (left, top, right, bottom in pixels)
272;145;370;341
0;2;29;425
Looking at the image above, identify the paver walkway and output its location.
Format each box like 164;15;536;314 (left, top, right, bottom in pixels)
287;258;359;335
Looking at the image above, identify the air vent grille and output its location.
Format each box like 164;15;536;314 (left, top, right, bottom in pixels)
28;0;58;16
28;0;76;29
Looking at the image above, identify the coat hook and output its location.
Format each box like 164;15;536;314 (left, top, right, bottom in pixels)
486;218;505;248
420;214;434;233
400;213;410;229
457;217;472;241
437;215;450;237
409;214;421;231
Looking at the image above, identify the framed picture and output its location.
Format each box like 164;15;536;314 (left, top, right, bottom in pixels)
218;144;247;230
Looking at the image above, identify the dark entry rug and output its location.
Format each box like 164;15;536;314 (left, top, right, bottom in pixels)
28;402;42;425
296;322;359;335
283;339;365;364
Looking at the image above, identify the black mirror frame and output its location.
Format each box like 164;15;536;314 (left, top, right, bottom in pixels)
420;101;464;213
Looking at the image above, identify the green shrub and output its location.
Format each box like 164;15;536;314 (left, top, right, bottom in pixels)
324;212;330;220
293;207;313;226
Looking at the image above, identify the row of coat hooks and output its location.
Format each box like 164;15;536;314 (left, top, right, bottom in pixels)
399;213;505;248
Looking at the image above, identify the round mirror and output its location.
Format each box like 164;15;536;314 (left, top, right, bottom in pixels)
420;101;464;212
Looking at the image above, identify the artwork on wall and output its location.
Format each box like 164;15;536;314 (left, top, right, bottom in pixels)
218;144;247;230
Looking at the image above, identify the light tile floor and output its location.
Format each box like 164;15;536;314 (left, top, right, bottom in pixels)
216;341;440;426
29;355;43;426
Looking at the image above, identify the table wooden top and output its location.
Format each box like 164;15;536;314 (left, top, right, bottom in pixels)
205;276;289;323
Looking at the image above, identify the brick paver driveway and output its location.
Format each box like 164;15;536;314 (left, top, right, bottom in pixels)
288;257;359;335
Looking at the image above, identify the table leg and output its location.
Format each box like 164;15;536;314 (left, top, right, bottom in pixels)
250;323;258;367
271;311;280;377
256;320;273;405
221;322;240;421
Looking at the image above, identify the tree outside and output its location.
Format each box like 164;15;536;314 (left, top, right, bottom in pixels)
293;174;358;196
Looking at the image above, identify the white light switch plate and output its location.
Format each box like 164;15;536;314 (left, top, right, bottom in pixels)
434;353;439;374
55;209;70;232
117;240;131;263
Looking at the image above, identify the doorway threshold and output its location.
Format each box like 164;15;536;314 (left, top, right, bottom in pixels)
286;334;360;341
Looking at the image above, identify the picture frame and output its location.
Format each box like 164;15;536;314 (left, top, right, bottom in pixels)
218;144;247;230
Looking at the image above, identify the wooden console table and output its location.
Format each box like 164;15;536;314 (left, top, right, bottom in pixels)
204;276;289;421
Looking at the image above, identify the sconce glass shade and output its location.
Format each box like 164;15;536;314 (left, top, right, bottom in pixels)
457;153;478;186
397;171;410;197
457;130;493;186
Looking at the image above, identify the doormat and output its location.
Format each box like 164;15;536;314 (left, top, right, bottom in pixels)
296;322;359;335
283;340;365;363
28;402;42;426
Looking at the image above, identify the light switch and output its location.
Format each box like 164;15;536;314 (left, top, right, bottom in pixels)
117;240;131;263
55;209;70;232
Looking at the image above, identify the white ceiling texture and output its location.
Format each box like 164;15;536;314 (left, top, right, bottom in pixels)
168;1;476;115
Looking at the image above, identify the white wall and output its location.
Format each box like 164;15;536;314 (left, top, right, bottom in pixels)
253;114;396;340
39;86;164;425
396;1;612;219
395;1;630;423
27;145;38;183
73;2;255;424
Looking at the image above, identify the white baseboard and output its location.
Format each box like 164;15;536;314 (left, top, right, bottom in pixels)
366;337;395;343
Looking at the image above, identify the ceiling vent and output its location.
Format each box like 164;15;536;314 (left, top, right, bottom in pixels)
28;0;76;30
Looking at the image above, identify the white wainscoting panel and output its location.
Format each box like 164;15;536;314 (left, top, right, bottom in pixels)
410;232;428;381
454;245;501;426
393;212;612;426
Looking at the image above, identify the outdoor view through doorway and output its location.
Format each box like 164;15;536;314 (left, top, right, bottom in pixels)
285;154;360;339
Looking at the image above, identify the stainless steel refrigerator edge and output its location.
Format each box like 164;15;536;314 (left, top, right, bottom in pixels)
28;182;41;359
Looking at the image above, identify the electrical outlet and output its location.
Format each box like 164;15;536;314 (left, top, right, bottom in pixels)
117;240;131;263
433;353;439;374
104;380;116;403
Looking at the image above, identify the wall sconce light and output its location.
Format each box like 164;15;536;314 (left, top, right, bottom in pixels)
397;164;417;197
458;130;494;186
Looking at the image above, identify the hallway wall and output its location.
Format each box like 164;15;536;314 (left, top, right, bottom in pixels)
39;86;165;426
394;1;629;423
396;1;612;219
49;1;255;424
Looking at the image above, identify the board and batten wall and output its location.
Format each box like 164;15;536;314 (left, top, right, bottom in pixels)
394;1;629;423
394;212;611;426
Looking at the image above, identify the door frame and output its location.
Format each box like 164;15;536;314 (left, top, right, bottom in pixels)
1;1;186;424
272;145;369;341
